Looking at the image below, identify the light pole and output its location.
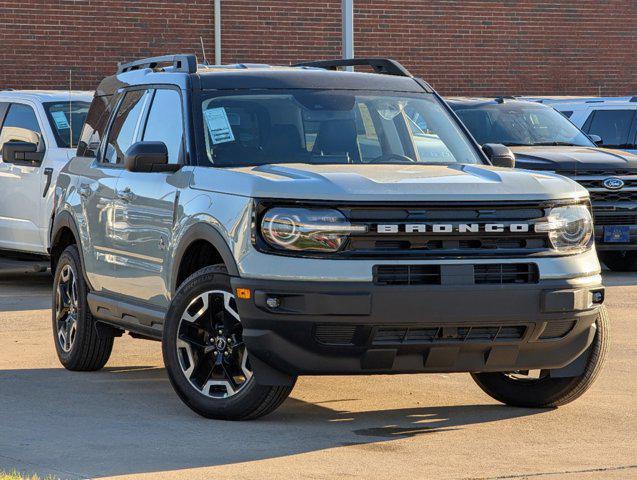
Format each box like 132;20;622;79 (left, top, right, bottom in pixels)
214;0;221;65
342;0;354;69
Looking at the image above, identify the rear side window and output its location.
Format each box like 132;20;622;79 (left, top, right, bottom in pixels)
141;89;184;164
582;110;636;148
103;90;148;164
0;103;43;153
559;110;573;118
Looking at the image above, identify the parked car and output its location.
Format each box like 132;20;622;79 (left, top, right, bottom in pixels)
50;56;608;420
523;96;637;154
448;97;637;271
0;90;92;258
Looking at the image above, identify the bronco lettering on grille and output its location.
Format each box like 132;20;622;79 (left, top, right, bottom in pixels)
376;223;531;233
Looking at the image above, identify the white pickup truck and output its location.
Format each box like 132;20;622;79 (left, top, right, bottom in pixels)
0;90;92;261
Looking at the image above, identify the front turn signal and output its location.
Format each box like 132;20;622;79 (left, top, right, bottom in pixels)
236;288;251;300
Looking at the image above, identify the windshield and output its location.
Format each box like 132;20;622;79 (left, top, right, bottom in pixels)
43;101;90;148
453;103;595;147
199;90;482;166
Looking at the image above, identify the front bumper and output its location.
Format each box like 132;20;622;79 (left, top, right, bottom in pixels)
231;276;604;385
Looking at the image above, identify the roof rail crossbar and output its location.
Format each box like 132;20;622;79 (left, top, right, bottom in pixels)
117;54;198;74
293;58;412;77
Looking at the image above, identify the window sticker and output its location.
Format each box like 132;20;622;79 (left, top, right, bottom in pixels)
204;107;235;144
51;111;70;129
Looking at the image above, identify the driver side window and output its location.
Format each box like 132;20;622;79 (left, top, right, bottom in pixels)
0;103;43;157
103;90;148;165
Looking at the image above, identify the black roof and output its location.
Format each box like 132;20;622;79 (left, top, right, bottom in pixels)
96;56;429;96
195;67;424;92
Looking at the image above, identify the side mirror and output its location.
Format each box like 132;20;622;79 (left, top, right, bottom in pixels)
482;143;516;168
588;134;603;146
124;141;180;173
1;141;43;165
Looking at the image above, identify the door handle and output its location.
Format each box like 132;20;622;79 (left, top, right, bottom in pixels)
79;185;91;199
42;168;54;198
117;187;136;203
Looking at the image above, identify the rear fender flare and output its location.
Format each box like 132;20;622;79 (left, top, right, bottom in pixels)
50;210;93;289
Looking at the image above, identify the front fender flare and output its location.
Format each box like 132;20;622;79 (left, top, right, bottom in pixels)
171;223;240;294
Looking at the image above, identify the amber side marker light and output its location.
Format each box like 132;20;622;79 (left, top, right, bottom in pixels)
236;288;251;300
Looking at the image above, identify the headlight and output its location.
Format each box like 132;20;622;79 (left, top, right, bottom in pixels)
260;207;367;252
535;205;593;252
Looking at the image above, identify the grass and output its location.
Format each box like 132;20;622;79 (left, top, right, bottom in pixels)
0;471;59;480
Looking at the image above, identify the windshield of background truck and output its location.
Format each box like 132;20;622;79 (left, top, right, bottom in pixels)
43;101;90;148
454;103;595;147
200;90;483;166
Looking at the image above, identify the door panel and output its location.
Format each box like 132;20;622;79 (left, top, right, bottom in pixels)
81;163;123;293
0;102;46;253
83;89;149;294
111;88;185;308
111;173;178;306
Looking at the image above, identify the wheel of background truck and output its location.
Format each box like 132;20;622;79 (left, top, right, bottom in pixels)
162;265;295;420
471;305;609;408
598;251;637;272
52;245;114;371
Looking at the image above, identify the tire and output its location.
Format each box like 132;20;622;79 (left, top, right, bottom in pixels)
471;305;610;408
52;245;114;371
599;251;637;272
162;265;295;420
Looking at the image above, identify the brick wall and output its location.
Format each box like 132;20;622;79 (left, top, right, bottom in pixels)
1;0;635;96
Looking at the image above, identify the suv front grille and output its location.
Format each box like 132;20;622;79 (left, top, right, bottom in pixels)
558;173;637;206
341;203;551;258
539;320;576;339
373;265;441;285
592;213;637;225
372;325;527;345
373;263;538;285
590;191;637;203
474;263;539;284
314;325;357;345
577;178;637;189
558;169;634;176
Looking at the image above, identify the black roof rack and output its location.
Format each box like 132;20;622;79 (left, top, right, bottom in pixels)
494;96;516;104
293;58;412;77
200;63;273;70
117;54;198;74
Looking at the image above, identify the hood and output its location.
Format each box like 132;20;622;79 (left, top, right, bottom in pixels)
190;163;588;202
511;146;637;172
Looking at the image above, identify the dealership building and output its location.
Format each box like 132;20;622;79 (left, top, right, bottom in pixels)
0;0;635;96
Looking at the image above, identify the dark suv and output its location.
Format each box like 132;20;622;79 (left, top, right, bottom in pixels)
448;97;637;271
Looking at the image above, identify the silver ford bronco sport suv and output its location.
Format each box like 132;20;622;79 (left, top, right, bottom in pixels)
50;55;609;420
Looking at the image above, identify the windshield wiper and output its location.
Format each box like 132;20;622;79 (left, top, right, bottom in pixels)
501;142;533;147
530;141;579;147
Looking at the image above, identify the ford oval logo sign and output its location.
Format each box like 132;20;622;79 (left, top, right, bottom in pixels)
603;177;625;190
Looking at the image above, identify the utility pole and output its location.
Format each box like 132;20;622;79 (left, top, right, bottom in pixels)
342;0;354;70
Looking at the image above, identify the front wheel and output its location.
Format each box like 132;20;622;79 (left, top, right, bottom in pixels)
599;251;637;272
162;265;295;420
471;305;609;408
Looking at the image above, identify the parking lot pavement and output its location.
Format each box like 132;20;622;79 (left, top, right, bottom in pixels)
0;272;635;480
